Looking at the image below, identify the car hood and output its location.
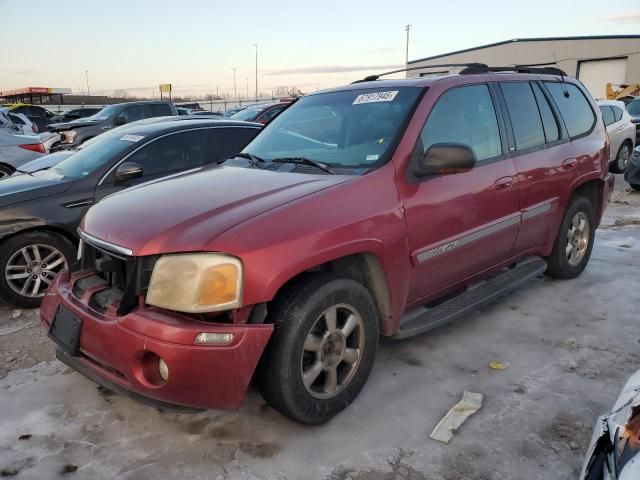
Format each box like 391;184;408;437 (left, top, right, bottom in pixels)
13;151;74;174
82;166;351;256
48;119;100;131
0;169;73;207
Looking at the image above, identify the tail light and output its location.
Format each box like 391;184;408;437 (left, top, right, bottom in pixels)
31;124;38;134
19;143;46;154
603;131;610;170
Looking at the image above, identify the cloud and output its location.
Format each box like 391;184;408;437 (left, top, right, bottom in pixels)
265;64;404;76
596;11;640;23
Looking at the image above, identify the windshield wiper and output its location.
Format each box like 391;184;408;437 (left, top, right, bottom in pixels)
220;152;266;165
15;166;51;176
271;157;335;175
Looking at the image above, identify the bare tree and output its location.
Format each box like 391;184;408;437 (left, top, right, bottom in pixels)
112;89;129;99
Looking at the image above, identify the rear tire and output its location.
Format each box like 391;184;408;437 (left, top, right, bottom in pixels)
545;196;595;279
257;273;379;424
0;231;75;308
610;142;632;174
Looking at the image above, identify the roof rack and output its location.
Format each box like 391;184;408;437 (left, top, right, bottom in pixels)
459;65;568;76
353;63;567;83
352;63;488;83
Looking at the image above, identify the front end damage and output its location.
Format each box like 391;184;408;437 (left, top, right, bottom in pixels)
580;371;640;479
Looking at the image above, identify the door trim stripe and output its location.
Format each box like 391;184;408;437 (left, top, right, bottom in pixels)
522;201;552;221
416;215;520;263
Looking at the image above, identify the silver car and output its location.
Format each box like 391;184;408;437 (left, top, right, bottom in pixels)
597;99;636;173
0;114;46;178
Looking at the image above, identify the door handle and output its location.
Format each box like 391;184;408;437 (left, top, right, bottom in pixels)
562;158;577;170
494;176;513;190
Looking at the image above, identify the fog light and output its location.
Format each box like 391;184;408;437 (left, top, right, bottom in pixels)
194;332;234;345
158;358;169;381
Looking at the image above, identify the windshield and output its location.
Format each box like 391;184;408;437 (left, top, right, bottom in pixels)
53;130;139;178
627;100;640;116
242;87;422;171
231;107;264;122
84;104;120;121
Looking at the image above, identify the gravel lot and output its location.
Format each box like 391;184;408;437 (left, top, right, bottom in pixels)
1;177;639;480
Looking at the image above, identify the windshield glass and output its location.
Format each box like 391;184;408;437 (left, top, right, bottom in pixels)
53;130;139;178
627;100;640;116
85;104;119;121
242;87;422;170
231;107;264;122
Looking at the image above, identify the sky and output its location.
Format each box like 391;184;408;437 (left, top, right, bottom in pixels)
0;0;639;99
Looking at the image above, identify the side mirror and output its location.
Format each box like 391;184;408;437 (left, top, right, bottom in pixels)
115;162;143;183
413;143;477;177
113;116;127;126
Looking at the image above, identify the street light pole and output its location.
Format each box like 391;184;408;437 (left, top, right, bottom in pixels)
85;70;90;96
233;67;237;99
254;44;258;101
404;24;411;66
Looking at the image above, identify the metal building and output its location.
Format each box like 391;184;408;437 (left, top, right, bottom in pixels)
407;35;640;99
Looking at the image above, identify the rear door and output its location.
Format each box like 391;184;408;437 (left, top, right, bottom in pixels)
505;81;597;252
94;129;208;201
401;83;520;303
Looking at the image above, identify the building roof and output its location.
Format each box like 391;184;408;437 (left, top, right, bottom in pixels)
408;35;640;65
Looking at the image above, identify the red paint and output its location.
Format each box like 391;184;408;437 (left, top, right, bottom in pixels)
46;72;611;410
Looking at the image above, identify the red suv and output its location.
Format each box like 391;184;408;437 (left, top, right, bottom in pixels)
41;66;613;424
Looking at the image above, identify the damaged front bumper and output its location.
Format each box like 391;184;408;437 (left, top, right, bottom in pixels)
580;370;640;479
41;271;273;410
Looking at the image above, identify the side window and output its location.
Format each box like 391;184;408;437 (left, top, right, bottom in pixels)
500;82;545;151
612;106;624;122
212;127;260;162
125;130;205;178
531;83;560;143
259;105;286;123
544;82;596;138
115;105;147;124
419;84;502;162
8;113;25;125
599;106;615;126
148;103;172;117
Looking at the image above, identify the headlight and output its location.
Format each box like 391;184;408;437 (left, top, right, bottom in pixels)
146;253;243;313
62;130;77;144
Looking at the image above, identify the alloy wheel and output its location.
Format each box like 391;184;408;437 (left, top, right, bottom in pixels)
300;303;365;399
565;212;590;267
5;244;68;298
618;144;631;172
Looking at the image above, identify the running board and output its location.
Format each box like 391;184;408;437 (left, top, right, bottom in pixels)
393;257;547;339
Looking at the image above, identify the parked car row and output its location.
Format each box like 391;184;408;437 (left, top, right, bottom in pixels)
29;66;616;425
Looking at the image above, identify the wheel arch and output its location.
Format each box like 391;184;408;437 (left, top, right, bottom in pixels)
265;251;394;335
570;177;606;227
0;224;78;250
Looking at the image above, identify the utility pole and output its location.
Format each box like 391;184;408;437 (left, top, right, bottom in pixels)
233;68;237;99
85;70;90;96
404;24;412;65
254;44;258;100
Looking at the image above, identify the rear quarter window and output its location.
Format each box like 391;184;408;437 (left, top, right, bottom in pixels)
544;82;595;138
599;106;615;126
612;106;624;122
148;103;173;117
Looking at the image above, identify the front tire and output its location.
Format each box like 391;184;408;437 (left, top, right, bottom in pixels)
0;231;75;308
258;273;379;424
545;196;595;279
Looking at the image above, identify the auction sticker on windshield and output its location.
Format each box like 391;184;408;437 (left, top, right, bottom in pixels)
353;91;398;105
120;134;144;142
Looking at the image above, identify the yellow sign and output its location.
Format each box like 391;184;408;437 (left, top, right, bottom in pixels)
159;84;172;93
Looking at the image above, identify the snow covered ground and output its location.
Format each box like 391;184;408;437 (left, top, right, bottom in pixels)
1;177;639;480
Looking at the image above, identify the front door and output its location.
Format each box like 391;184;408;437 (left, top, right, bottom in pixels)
400;83;521;304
